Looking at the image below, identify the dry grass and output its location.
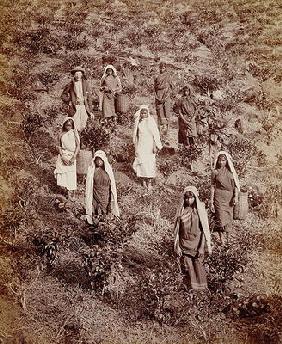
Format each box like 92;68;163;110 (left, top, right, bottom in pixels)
0;0;281;343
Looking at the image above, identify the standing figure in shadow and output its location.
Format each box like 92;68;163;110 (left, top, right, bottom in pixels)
85;150;120;224
210;151;240;245
174;186;212;290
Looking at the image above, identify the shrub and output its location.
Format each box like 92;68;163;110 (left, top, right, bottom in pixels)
80;120;111;151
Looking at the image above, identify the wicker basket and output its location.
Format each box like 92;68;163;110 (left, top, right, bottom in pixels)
115;93;129;114
76;149;93;175
234;191;249;220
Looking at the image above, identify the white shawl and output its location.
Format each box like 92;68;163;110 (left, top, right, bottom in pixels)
85;150;120;224
174;186;212;255
213;150;240;191
132;105;162;149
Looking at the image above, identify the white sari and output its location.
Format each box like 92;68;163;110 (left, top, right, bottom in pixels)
133;105;162;178
54;127;79;191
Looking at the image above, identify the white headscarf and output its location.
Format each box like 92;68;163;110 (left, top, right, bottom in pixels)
85;150;120;224
132;105;162;149
102;64;118;78
213;150;240;191
174;186;212;255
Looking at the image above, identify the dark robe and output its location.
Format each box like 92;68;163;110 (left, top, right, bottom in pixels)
179;207;207;290
61;78;92;116
93;168;111;215
212;167;235;231
173;97;197;145
154;72;172;125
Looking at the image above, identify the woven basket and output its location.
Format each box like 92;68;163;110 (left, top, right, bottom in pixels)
76;149;93;175
234;191;249;220
115;93;129;114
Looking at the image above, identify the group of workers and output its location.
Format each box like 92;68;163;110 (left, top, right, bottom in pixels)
53;62;241;291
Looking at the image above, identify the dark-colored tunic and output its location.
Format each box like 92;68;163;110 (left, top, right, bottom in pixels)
173;97;197;145
178;207;207;290
154;73;172;125
212;167;235;231
61;79;92;116
93;168;111;215
101;75;121;118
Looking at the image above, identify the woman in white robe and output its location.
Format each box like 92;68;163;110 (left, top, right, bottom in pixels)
54;118;80;198
133;105;162;191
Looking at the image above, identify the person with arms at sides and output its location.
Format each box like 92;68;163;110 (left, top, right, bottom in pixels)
210;151;240;245
174;186;212;290
85;150;120;224
154;62;173;137
99;64;122;128
173;85;198;149
61;66;94;132
133;105;162;192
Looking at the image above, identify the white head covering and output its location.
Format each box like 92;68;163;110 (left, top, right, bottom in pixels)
174;186;212;255
85;150;120;224
132;105;162;149
102;64;118;78
213;150;240;191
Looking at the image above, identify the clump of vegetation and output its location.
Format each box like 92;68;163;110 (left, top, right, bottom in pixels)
228;135;258;176
80;120;111;151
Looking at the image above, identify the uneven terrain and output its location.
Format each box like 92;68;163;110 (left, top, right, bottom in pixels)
0;1;281;343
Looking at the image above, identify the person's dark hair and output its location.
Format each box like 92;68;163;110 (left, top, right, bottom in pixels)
184;191;196;207
62;119;74;131
215;154;232;172
181;85;191;96
94;156;105;169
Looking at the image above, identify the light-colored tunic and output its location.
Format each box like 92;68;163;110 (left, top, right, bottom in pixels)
54;130;77;191
73;80;88;131
134;120;157;178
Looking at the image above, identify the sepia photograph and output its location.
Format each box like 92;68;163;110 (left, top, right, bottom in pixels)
0;0;281;343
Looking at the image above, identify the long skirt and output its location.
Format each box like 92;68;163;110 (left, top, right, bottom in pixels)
73;104;88;132
214;188;234;231
133;154;156;178
54;151;77;191
102;92;116;118
180;254;207;290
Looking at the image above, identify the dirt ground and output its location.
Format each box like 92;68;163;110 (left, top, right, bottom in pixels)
0;1;281;343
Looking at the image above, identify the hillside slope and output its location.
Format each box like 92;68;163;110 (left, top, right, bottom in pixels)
0;1;281;343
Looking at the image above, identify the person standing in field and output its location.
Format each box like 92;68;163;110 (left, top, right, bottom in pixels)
174;186;212;290
210;151;240;245
54;118;80;199
61;66;94;132
99;65;122;127
85;150;120;225
154;62;173;136
133;105;162;192
173;86;198;149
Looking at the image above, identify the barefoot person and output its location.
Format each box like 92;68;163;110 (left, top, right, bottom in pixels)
173;86;198;148
154;62;173;136
174;186;212;290
54;118;80;199
210;151;240;245
99;65;122;127
61;66;93;131
133;105;162;191
85;150;120;224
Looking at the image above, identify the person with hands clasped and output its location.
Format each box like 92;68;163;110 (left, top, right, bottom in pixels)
174;186;212;291
210;151;240;245
54;118;80;199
